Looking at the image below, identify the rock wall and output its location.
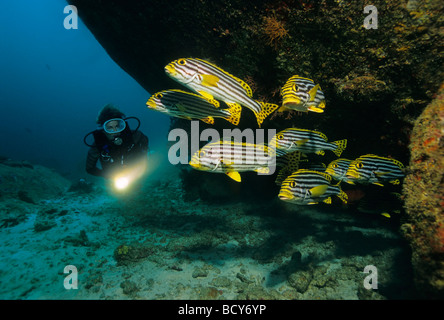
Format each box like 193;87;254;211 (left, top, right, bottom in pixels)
402;84;444;298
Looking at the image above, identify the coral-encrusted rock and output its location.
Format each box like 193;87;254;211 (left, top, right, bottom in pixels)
402;83;444;298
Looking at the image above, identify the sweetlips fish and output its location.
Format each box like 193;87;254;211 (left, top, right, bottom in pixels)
165;58;279;127
146;89;241;125
279;75;325;113
325;158;353;182
345;154;405;186
269;128;347;157
278;169;348;205
189;140;276;182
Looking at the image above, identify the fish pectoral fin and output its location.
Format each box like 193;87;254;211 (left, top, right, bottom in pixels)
201;117;215;124
254;167;270;174
310;185;329;197
295;139;309;146
197;90;215;100
201;74;220;87
226;171;241;182
308;84;320;101
381;213;391;218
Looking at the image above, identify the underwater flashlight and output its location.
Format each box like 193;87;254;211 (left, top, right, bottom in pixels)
114;176;130;190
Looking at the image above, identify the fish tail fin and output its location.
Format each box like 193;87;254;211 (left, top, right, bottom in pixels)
337;188;348;204
332;139;347;157
224;103;242;126
255;102;279;127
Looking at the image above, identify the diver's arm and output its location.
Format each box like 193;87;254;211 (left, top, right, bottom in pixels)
86;147;104;177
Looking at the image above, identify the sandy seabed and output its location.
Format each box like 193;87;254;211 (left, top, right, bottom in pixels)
0;164;417;300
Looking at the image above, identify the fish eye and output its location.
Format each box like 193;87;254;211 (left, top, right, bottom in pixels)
290;181;296;188
356;162;363;169
293;84;299;91
332;163;338;168
178;59;186;65
199;150;206;157
277;134;284;140
155;93;163;99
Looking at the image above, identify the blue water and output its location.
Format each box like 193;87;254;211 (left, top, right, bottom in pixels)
0;0;170;179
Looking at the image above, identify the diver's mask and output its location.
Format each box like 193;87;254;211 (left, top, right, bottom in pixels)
103;118;126;145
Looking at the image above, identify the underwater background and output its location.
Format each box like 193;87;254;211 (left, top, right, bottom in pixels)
0;0;443;300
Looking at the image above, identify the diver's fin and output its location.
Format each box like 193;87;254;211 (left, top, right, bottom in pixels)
226;171;241;182
332;139;347;157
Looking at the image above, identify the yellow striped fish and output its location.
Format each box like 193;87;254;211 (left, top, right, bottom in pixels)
165;58;279;127
189;140;276;182
279;75;325;113
278;169;348;205
270;128;347;157
345;154;405;186
325;158;353;182
146;89;241;125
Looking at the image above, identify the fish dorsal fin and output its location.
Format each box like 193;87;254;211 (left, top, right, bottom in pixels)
194;58;253;97
300;169;332;182
197;90;215;100
291;128;328;141
310;184;329;197
226;171;241;182
233;75;253;97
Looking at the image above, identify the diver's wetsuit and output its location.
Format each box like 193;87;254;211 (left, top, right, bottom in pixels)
86;130;149;178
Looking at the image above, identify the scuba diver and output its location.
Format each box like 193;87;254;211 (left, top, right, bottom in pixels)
84;104;149;189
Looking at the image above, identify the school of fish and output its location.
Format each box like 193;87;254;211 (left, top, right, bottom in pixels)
145;57;406;210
